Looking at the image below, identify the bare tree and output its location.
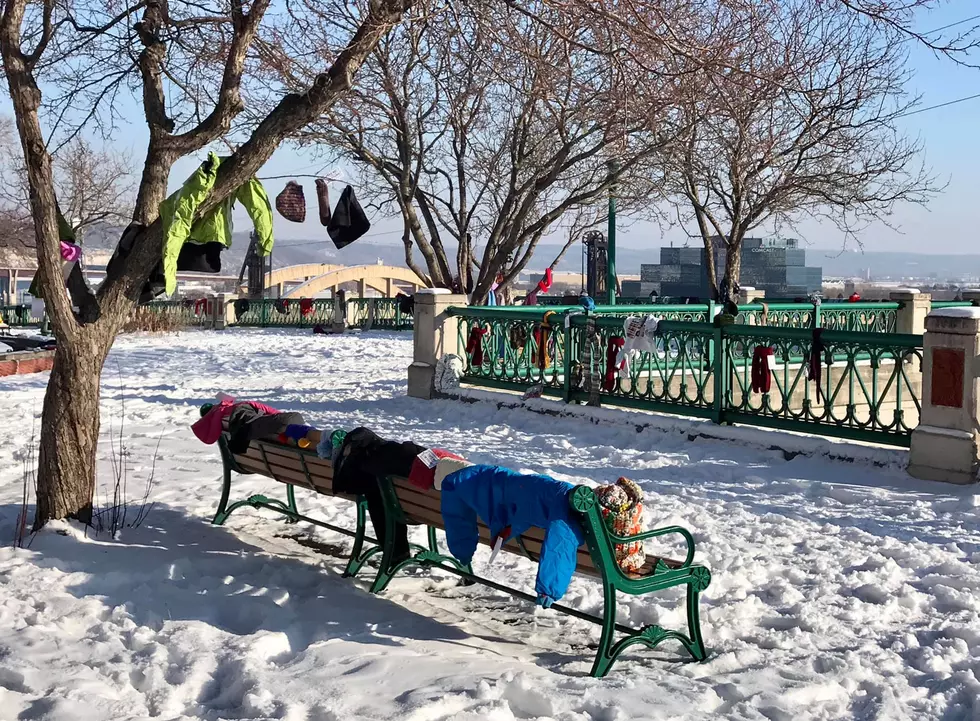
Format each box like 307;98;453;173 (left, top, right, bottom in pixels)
0;116;34;250
661;0;938;304
0;132;134;242
0;0;412;528
266;1;675;302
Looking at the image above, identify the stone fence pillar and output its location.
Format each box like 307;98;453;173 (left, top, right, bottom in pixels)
408;289;467;399
737;287;766;304
215;293;235;329
908;308;980;484
890;289;931;335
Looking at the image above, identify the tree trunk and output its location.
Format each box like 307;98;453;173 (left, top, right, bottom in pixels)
34;335;109;529
704;238;719;300
721;236;742;308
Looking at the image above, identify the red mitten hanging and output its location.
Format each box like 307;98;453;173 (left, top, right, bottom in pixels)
466;326;488;366
603;337;625;391
537;267;553;295
315;179;331;227
532;324;552;369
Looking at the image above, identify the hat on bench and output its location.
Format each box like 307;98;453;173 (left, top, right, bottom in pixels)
409;449;467;490
432;456;473;491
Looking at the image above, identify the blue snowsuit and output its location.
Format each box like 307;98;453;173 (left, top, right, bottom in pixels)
440;465;585;607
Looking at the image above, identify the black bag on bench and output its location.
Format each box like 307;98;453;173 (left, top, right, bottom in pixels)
334;427;426;561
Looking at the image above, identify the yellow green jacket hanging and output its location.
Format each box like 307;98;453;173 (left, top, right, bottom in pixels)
161;152;274;295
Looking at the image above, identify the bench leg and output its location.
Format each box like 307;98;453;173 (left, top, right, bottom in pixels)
685;584;708;662
212;439;300;526
212;455;235;525
285;485;299;522
369;503;401;594
592;582;710;677
344;498;382;578
590;582;619;679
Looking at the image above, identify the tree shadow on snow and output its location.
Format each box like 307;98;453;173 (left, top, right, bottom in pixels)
0;503;478;659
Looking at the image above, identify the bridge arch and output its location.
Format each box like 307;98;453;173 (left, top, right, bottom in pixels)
263;263;344;289
282;264;425;299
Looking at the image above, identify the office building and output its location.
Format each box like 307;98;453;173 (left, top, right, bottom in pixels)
622;237;822;300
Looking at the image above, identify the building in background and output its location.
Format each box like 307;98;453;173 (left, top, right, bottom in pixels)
623;237;822;300
0;236;37;305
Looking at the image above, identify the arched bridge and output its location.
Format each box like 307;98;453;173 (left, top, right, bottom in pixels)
280;264;425;299
264;263;344;290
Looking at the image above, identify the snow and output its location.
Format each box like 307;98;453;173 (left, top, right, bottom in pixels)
931;307;980;319
417;288;452;295
2;328;980;719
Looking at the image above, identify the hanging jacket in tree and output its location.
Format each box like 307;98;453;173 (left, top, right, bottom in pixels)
27;206;78;300
440;464;585;607
160;152;274;295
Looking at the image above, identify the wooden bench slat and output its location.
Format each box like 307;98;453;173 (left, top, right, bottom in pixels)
234;456;334;493
241;445;334;476
395;497;599;575
258;443;335;474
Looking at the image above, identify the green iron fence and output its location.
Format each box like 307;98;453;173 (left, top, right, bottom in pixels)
0;304;32;326
144;297;415;330
142;299;216;328
232;298;335;327
348;298;414;330
523;298;900;333
733;301;900;333
447;306;923;447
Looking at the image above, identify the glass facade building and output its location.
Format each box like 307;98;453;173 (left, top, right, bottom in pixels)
622;237;822;300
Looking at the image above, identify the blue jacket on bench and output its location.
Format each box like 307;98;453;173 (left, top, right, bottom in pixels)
440;465;585;607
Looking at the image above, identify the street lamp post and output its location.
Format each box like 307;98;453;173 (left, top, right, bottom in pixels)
606;158;619;306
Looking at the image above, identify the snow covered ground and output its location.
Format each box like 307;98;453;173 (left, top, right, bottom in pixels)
1;328;979;720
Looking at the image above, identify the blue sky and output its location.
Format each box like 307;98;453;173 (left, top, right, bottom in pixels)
2;2;977;256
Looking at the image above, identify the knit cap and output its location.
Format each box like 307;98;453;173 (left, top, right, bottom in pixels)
408;449;466;490
433;457;473;491
595;477;646;573
275;181;306;223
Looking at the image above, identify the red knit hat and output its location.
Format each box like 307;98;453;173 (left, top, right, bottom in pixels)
408;448;466;490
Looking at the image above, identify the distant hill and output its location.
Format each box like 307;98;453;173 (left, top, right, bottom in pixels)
77;225;980;282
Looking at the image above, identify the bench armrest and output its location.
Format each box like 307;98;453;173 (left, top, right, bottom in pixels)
607;525;696;568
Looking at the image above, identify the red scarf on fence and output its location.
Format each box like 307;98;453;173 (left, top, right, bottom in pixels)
603;337;625;391
751;346;775;394
466;326;488;367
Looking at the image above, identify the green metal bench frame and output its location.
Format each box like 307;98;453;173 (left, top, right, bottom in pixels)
211;433;711;678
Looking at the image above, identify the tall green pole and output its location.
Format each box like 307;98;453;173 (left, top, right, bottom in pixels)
606;158;618;305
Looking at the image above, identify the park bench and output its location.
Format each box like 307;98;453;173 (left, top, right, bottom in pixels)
210;414;711;678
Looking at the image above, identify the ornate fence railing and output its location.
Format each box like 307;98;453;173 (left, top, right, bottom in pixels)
143;296;415;330
348;298;414;330
140;299;216;328
447;306;923;446
0;304;32;326
232;298;335;327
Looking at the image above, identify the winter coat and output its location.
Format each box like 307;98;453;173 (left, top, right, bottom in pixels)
161;152;274;295
191;398;280;445
226;406;305;455
440;465;584;607
332;427;426;559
